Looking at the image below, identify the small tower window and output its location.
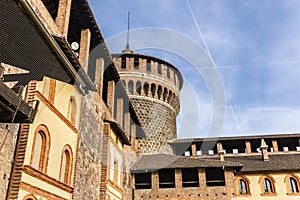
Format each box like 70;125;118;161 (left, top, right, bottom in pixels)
134;57;139;69
167;67;170;78
136;81;142;95
128;80;134;95
143;82;149;96
146;59;151;72
121;57;126;68
157;63;162;75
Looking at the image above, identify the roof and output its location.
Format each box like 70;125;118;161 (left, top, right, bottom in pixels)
130;153;242;173
70;0;104;49
104;118;131;146
170;133;300;144
53;36;96;92
0;0;79;87
225;153;300;173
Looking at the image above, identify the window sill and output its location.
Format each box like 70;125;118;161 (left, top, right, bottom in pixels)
287;193;300;196
261;193;277;196
236;194;251;197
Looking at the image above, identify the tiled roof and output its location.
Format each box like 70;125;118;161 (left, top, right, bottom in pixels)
225;153;300;172
104;119;131;146
130;153;242;173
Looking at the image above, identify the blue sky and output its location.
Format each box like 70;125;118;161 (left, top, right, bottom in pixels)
89;0;300;138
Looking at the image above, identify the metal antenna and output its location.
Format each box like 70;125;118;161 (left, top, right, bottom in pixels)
122;11;133;53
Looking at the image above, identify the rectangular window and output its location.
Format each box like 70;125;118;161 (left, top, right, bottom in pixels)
159;169;175;188
146;59;151;72
121;57;126;68
158;63;162;74
134;57;139;69
182;168;199;187
135;173;152;189
167;67;170;78
205;168;225;187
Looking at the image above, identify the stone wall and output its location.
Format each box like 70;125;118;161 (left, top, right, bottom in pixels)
122;146;138;200
0;124;18;199
131;97;177;154
73;93;106;200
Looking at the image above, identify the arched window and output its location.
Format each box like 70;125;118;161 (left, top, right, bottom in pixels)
163;88;168;101
151;84;156;98
285;174;300;194
157;85;162;100
235;176;250;196
143;82;149;96
59;145;73;185
136;81;142;95
31;125;50;173
168;90;172;103
128;80;134;95
22;194;38;200
263;178;273;193
67;96;77;126
260;175;276;195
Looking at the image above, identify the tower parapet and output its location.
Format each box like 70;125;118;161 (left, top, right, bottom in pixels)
112;53;183;154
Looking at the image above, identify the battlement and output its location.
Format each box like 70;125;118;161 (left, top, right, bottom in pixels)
112;53;183;114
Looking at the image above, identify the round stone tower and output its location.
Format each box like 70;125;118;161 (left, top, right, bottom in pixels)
112;51;183;154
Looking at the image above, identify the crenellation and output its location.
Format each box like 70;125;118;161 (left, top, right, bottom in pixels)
139;58;147;72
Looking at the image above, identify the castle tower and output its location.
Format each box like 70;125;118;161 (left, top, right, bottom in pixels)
112;52;183;154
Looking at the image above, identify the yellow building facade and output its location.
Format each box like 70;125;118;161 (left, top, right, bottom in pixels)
235;172;300;200
15;78;81;200
1;0;300;200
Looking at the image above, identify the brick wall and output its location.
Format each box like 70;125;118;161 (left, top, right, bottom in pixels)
133;170;236;200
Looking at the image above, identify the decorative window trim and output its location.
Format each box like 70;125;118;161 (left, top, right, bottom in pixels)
22;194;38;200
285;174;300;196
22;165;74;193
59;144;73;185
20;181;69;200
235;176;251;196
30;124;51;173
35;91;78;133
259;174;277;196
67;96;77;126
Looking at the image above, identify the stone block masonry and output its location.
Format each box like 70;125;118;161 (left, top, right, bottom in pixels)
0;124;18;199
131;97;177;154
73;94;105;200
